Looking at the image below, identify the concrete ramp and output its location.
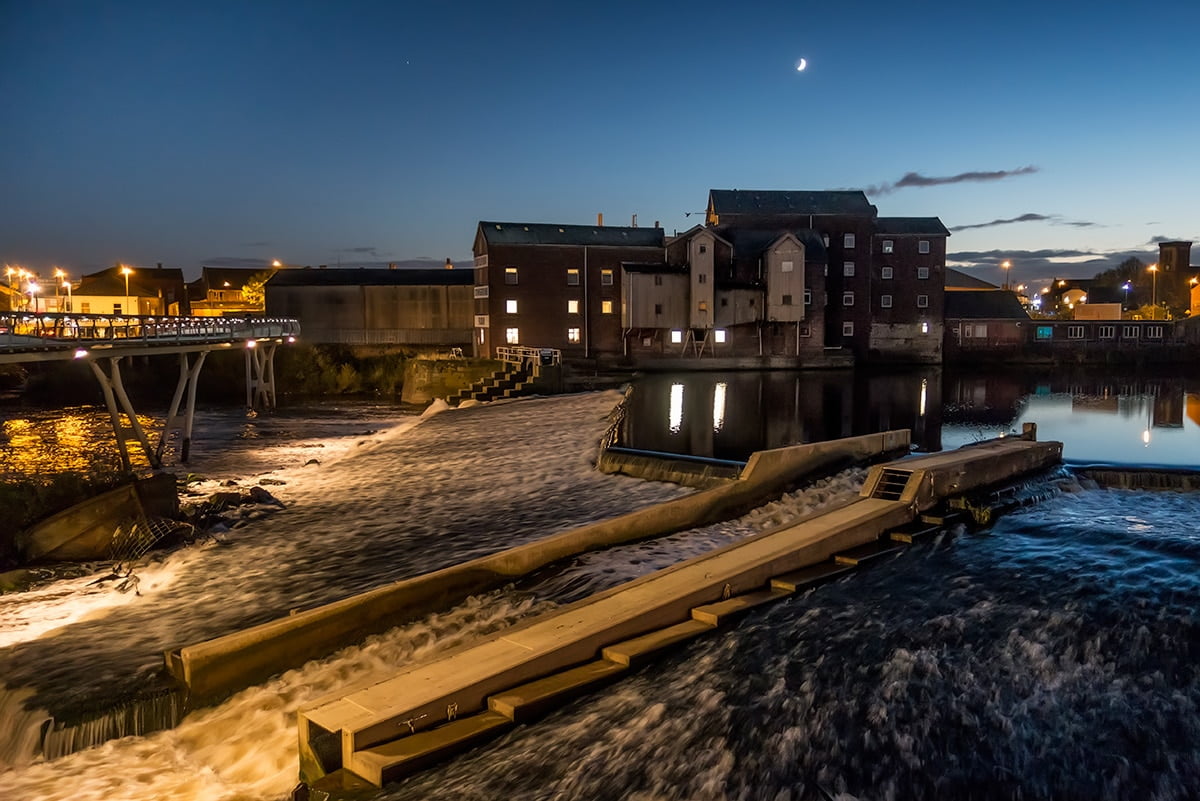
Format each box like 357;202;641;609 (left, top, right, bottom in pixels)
297;434;1062;790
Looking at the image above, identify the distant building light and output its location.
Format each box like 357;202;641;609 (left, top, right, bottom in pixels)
670;329;683;344
73;348;88;359
246;339;257;348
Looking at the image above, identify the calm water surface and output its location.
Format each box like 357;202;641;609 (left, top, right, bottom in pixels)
620;368;1200;468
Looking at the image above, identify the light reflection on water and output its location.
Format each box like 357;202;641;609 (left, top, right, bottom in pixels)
622;369;1200;468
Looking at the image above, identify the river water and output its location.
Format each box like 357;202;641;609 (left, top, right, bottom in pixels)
2;371;1199;801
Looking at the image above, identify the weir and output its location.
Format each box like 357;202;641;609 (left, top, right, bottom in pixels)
295;430;1062;792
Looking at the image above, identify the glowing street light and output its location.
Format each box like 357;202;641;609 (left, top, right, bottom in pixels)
1149;263;1158;319
28;281;40;313
1001;260;1012;291
120;265;133;313
1122;281;1132;310
271;259;283;268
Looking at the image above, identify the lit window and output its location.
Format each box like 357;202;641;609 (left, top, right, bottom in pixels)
671;329;683;344
844;261;855;277
921;321;929;334
803;289;812;305
714;329;727;343
844;233;855;248
782;294;793;306
568;299;579;314
478;329;485;344
505;267;518;285
601;300;614;314
568;327;581;343
505;327;519;344
601;269;613;286
506;299;518;314
822;234;830;247
781;260;794;273
881;266;893;280
881;294;893;308
917;267;930;280
917;294;929;308
842;322;854;336
698;301;708;312
882;240;894;254
918;240;930;254
567;268;580;285
843;292;855;306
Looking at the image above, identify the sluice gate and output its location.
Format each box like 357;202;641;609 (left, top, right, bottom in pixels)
296;431;1062;794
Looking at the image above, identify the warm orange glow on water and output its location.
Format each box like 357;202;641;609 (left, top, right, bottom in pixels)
0;407;157;477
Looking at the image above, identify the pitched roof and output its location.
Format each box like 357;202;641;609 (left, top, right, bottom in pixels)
945;289;1030;319
945;268;998;289
265;268;473;287
479;221;663;248
708;189;875;218
201;267;269;289
875;217;951;236
720;227;828;261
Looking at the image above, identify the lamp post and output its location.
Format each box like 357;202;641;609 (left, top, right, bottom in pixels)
1122;281;1131;311
1149;263;1158;320
1001;260;1011;291
28;281;40;313
120;265;133;314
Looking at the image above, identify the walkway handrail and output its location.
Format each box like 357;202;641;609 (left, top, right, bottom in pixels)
0;312;301;353
496;345;561;367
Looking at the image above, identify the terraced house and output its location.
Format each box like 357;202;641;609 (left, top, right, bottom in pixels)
472;189;950;365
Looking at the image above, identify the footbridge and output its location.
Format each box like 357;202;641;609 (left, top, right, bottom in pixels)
0;311;301;469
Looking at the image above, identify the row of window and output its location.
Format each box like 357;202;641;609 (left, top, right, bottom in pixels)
840;235;932;254
503;267;614;286
960;324;1166;340
505;299;615;314
492;319;933;347
773;291;930;308
822;263;935;279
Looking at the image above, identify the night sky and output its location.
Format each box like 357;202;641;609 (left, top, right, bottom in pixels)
3;0;1198;287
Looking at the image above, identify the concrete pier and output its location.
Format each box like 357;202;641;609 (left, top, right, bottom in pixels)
296;434;1062;790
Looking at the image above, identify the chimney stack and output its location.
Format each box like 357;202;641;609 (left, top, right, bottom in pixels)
445;257;454;269
597;212;603;227
632;214;638;228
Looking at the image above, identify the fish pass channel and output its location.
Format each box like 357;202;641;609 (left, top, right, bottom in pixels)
2;391;1200;800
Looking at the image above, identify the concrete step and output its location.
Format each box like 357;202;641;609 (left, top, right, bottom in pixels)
770;561;853;591
888;520;941;543
488;659;626;722
348;711;513;787
602;619;715;667
919;509;964;526
833;539;905;566
691;588;792;626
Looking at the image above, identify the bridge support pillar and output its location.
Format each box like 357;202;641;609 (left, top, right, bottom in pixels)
157;351;208;463
245;342;278;412
89;356;162;472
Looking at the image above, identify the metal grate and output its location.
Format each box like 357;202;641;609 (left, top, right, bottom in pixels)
872;468;912;501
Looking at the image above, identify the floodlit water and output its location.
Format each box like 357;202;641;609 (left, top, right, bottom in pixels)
2;378;1199;800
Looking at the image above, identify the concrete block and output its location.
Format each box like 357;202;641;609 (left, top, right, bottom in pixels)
770;562;852;591
833;539;905;566
602;619;715;667
348;711;512;786
888;521;940;543
691;588;792;626
488;659;626;722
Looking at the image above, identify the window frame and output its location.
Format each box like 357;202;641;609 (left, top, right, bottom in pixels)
881;266;893;280
504;266;519;285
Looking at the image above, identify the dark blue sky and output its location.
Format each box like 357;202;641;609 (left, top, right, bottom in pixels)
3;0;1198;286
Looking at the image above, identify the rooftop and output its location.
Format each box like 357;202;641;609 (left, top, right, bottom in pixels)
478;221;663;248
266;268;473;287
708;189;876;218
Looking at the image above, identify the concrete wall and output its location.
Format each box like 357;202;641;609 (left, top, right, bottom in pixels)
400;359;504;404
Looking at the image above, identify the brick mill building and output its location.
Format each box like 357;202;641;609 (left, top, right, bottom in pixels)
472;189;950;366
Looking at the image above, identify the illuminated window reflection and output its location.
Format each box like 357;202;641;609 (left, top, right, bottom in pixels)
713;382;727;433
669;383;684;434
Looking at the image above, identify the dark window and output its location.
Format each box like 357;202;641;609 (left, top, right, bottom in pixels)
782;294;793;305
654;275;663;286
654;303;663;315
699;244;707;254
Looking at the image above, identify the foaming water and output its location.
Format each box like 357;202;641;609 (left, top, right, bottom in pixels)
3;590;551;801
389;488;1200;801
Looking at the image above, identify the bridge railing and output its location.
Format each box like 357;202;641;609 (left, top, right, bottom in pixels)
0;312;301;350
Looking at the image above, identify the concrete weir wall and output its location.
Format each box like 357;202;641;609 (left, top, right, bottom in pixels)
165;429;910;703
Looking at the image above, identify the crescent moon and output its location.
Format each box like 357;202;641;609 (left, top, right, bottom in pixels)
796;58;807;72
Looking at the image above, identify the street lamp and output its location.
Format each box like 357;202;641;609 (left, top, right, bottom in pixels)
1148;263;1158;319
53;268;66;311
28;281;40;313
1001;260;1012;290
1122;281;1132;310
120;265;133;314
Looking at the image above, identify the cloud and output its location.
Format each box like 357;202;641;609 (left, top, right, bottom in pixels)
948;212;1098;232
203;256;276;268
336;246;384;257
866;166;1038;196
947;246;1160;285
